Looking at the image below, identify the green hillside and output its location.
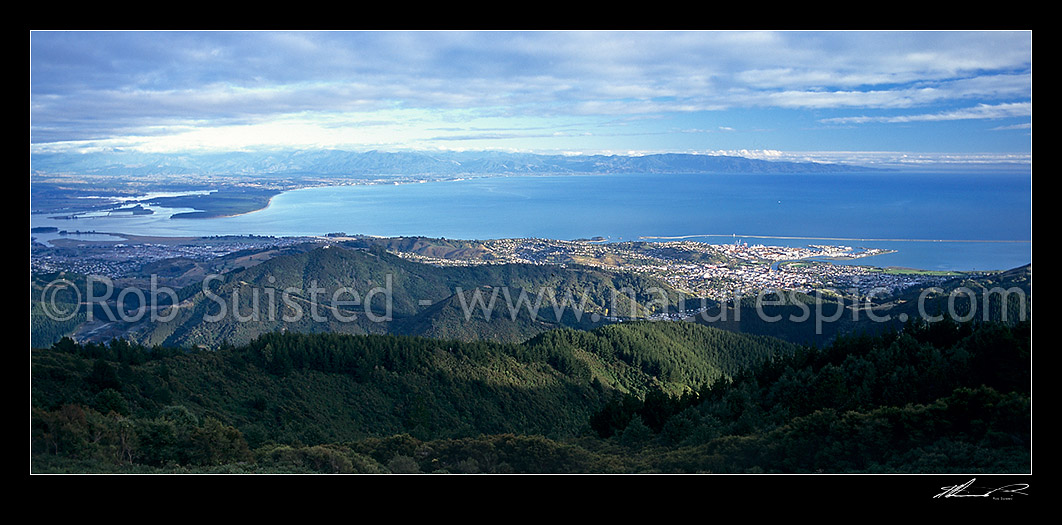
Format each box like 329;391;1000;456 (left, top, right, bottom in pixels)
81;245;687;348
31;317;1028;473
28;244;1032;474
31;320;795;471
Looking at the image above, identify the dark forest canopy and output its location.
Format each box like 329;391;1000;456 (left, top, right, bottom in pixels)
31;317;1029;474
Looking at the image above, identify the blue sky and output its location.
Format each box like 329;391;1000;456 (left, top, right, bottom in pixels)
30;30;1032;166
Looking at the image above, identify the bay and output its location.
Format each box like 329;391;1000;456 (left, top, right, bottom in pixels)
29;171;1032;271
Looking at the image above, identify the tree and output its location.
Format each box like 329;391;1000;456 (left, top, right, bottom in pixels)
188;417;252;466
93;388;129;416
87;359;120;392
387;454;422;474
620;414;652;448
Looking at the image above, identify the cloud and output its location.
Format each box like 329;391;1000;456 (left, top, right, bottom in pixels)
820;102;1032;125
29;30;1032;154
992;122;1032;131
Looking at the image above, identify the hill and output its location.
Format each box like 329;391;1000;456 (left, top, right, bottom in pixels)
30;317;1029;474
45;244;690;349
31;320;798;469
30;239;1032;353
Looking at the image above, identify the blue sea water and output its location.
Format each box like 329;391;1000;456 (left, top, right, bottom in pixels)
30;171;1032;271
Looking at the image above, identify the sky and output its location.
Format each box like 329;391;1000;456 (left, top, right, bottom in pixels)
29;30;1032;166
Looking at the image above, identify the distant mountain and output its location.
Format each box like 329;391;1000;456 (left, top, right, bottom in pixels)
30;149;880;178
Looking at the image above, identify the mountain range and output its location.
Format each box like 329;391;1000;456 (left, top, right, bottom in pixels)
30;149;881;178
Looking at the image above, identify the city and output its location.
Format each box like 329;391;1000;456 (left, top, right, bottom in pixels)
32;232;951;304
383;236;945;301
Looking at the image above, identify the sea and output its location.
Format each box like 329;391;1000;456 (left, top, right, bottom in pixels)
29;170;1033;272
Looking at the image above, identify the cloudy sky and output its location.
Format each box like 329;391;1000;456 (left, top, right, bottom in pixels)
30;30;1032;164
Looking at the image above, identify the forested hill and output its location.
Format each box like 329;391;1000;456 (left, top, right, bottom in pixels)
83;244;689;349
31;318;1029;474
31;320;793;471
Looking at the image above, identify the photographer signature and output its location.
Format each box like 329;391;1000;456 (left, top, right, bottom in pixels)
934;478;1030;499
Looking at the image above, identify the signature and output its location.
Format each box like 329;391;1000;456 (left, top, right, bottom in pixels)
934;478;1030;499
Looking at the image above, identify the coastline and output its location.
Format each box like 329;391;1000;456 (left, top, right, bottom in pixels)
30;172;1032;272
640;233;1032;243
167;176;480;220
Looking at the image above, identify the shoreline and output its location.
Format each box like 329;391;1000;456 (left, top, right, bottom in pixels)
639;233;1032;243
31;230;1032;274
29;174;1031;272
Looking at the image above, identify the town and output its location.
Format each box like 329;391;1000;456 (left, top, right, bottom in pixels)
382;237;945;301
31;232;950;303
30;233;310;278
